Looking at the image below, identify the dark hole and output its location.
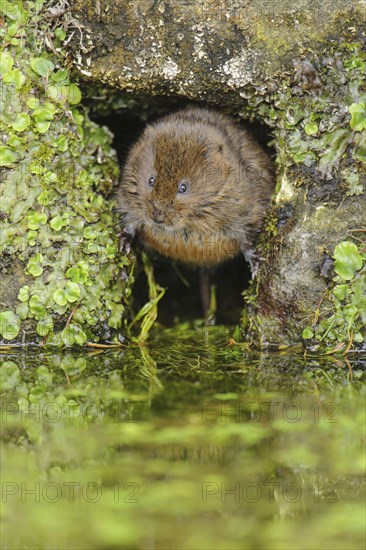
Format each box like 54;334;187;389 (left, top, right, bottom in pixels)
89;94;274;326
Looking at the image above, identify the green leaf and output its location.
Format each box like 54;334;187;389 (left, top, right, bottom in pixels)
304;122;318;135
7;135;23;148
302;326;314;339
84;226;97;240
27;211;47;230
56;135;68;152
0;146;18;166
18;286;30;302
108;304;124;328
351;275;366;311
44;171;57;184
53;289;67;307
2;68;25;89
343;304;358;326
26;254;44;277
36;316;53;337
66;266;79;282
54;28;66;41
85;242;100;254
50;215;69;231
33;103;56;122
0;361;21;391
46;84;71;103
61;355;87;376
349;102;366;132
66;262;89;284
333;241;363;280
30;57;55;77
0;51;14;75
353;132;366;165
106;244;117;259
72;109;84;126
31;252;43;263
7;22;19;37
46;85;61;102
332;285;348;301
67;84;82;105
0;1;27;22
27;97;40;109
342;168;363;196
61;324;87;346
29;295;46;317
51;68;68;82
12;113;31;132
35;121;51;133
37;190;51;206
0;311;20;340
65;281;80;303
27;263;43;277
27;230;38;245
16;302;28;320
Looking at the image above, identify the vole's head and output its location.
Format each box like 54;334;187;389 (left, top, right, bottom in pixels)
121;120;233;232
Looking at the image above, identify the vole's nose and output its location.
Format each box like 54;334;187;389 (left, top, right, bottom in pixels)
152;207;165;224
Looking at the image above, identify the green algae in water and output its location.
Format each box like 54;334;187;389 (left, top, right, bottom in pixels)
1;330;365;550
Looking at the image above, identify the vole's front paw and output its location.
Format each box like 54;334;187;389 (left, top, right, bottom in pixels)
240;245;262;278
119;230;135;255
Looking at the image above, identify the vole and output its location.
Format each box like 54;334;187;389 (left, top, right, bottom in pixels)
116;107;274;275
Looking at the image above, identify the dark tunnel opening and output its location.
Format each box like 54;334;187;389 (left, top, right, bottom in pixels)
89;95;275;326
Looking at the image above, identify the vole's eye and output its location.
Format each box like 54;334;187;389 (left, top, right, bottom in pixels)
178;181;189;194
148;176;155;187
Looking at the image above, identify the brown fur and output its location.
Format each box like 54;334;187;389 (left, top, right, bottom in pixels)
116;107;274;267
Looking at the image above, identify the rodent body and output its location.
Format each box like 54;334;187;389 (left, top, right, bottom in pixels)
117;107;274;271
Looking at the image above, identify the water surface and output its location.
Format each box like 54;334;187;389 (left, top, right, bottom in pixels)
1;326;365;549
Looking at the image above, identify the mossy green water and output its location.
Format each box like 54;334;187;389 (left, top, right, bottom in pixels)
1;328;365;549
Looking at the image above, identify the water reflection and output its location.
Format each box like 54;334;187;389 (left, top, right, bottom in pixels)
1;331;365;549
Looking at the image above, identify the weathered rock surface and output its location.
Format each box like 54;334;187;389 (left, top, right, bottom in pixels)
69;1;358;102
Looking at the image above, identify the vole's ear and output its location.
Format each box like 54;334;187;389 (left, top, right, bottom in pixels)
136;143;154;171
198;139;209;159
200;140;224;158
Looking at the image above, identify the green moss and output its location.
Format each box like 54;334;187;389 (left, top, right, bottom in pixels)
302;240;366;352
0;1;134;346
239;39;366;351
270;44;365;178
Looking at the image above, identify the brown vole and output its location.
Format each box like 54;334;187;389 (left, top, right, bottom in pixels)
117;107;274;274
